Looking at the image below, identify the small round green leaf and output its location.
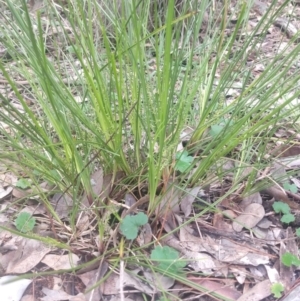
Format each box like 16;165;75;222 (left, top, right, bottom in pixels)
281;252;300;267
283;182;297;193
15;212;36;233
273;201;290;214
151;246;186;274
16;178;31;189
271;282;284;298
209;124;224;137
281;213;295;224
120;212;148;240
175;151;194;173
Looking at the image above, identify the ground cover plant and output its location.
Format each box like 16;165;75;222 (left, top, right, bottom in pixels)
1;0;300;300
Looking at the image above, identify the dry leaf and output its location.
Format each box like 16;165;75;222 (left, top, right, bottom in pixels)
21;295;35;301
189;278;242;300
40;287;85;301
239;192;262;209
81;168;104;207
158;181;181;215
280;284;300;301
257;218;273;229
177;227;269;267
103;271;154;295
181;186;201;217
161;212;179;233
12;188;30;199
263;186;299;209
213;212;234;232
137;223;152;246
0;276;32;301
178;227;217;274
184;250;216;274
81;261;108;301
232;203;265;232
0;186;13;200
264;265;280;283
76;214;90;233
236;279;272;301
42;254;79;270
6;238;51;273
51;193;73;219
144;269;175;290
231;266;247;284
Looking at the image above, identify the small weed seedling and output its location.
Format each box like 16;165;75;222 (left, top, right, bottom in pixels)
209;118;233;138
272;201;295;224
271;282;284;298
15;178;31;190
15;212;36;233
283;182;297;194
281;252;300;267
120;212;148;240
274;202;300;299
150;246;186;275
175;151;194;173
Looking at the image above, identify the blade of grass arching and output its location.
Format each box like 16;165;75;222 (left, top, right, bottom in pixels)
63;0;132;174
68;7;115;139
188;1;300;184
0;225;72;250
118;0;158;169
207;0;288;106
147;0;178;205
161;2;211;148
0;75;72;185
190;1;248;144
13;0;129;177
2;0;132;190
140;0;212;203
2;2;93;195
36;17;93;197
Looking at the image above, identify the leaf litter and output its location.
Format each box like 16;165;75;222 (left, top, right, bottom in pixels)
1;0;300;301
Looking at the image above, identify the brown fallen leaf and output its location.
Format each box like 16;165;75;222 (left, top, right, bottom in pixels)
136;223;152;246
262;186;300;210
144;269;175;290
50;193;73;219
236;279;272;301
157;181;181;215
42;253;79;270
40;287;85;301
180;186;201;217
21;295;35;301
232;203;265;232
6;238;51;274
230;266;247;284
165;226;269;266
0;186;13;200
81;168;104;207
188;278;242;300
83;261;108;301
102;270;154;295
213;211;235;232
239;192;262;209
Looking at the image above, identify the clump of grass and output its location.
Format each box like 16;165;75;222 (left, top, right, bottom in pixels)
0;0;299;215
0;0;299;218
0;0;300;297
